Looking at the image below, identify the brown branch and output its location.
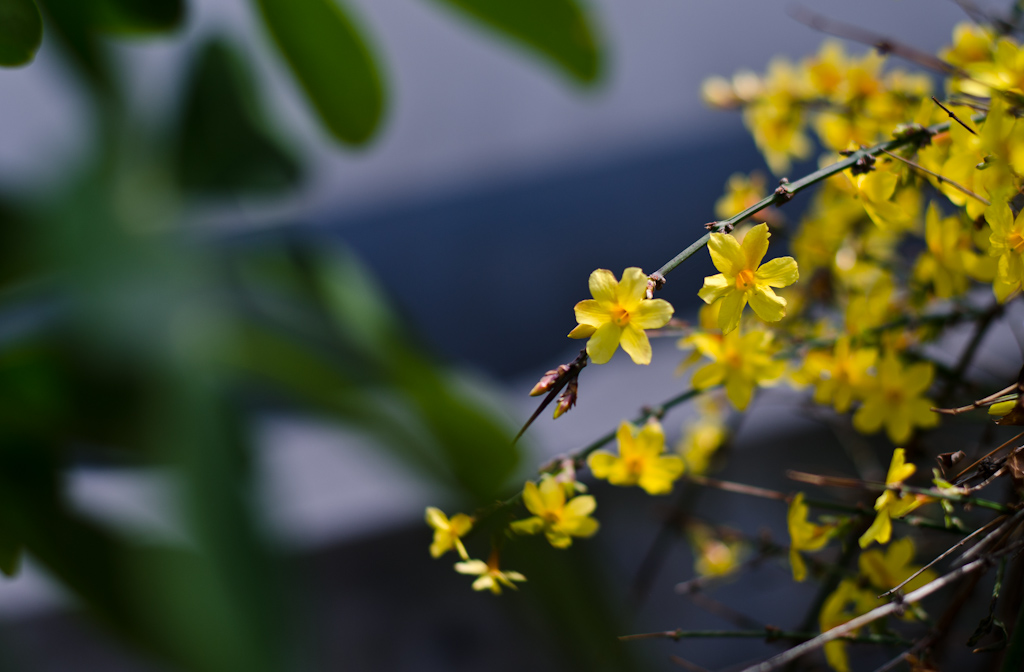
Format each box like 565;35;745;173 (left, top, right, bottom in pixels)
879;147;990;205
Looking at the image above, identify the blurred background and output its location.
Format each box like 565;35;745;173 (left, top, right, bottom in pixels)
0;0;1003;670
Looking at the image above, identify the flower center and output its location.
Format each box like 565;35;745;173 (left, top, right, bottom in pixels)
611;306;631;326
735;269;756;291
1009;231;1024;255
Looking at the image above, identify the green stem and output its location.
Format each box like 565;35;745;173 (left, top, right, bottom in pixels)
654;121;948;279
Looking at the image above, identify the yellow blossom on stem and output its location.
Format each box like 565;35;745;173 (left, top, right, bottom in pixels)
846;165;913;231
689;524;745;578
425;507;473;560
787;492;838;582
852;351;938;444
699;223;800;333
568;267;674;365
676;399;727;476
860;448;927;548
797;337;876;414
588;419;684;495
689;327;785;410
858;537;936;594
914;203;994;298
986;199;1024;302
509;474;599;549
820;578;878;672
454;551;526;595
714;173;777;224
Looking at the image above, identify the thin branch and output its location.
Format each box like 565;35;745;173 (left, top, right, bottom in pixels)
932;96;979;135
788;6;963;76
737;557;992;672
878;515;1007;597
880;147;990;205
619;628;909;646
654;120;947;279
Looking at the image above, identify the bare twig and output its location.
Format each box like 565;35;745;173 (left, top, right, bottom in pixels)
880;147;990;205
932;96;979;135
737;558;992;672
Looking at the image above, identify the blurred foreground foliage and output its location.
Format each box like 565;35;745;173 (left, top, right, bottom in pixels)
0;0;626;670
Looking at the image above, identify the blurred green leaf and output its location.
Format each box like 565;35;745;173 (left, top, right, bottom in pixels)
37;0;111;90
177;39;301;195
0;0;42;66
92;0;185;34
252;0;385;146
427;0;603;84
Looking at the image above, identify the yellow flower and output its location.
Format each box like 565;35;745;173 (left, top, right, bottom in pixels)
798;337;877;414
699;223;800;333
986;199;1024;303
588;419;684;495
787;492;838;582
859;448;927;548
509;475;599;549
858;537;936;594
846;165;913;231
914;203;994;298
689;327;785;410
426;507;473;560
455;554;526;595
852;351;938;444
568;268;674;365
714;172;777;223
676;399;727;475
820;578;877;672
689;524;745;578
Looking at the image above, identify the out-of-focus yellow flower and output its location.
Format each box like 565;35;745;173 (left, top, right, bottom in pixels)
853;352;938;444
714;173;777;223
846;165;913;231
986;199;1024;302
426;507;473;559
844;274;894;335
943;22;995;69
588;419;684;495
510;475;599;549
676;399;728;475
698;223;799;333
860;448;928;548
742;58;812;174
914;203;994;298
689;524;745;578
689;327;785;410
455;553;526;595
798;337;877;414
568;268;674;365
820;578;877;672
787;492;839;582
859;536;936;594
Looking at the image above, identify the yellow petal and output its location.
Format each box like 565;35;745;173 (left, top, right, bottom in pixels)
587;322;622;364
573;299;610;327
450;513;473;536
635;420;666;457
902;363;933;396
568;323;597;339
510;517;545;536
692;362;726;390
859;510;891;548
522;480;544;516
742;223;771;270
717;290;747;333
588;269;619;303
538;475;565;512
755;256;799;287
455;560;488;575
708;231;745;275
790;548;808;582
564;495;596;519
618;267;648;312
748;286;787;322
631;298;674;329
699;274;733;304
587;452;618;479
425;507;448;530
619;324;653;365
726;375;755;410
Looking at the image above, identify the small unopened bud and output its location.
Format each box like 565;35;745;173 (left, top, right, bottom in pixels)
553;379;579;419
530;364;570;396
